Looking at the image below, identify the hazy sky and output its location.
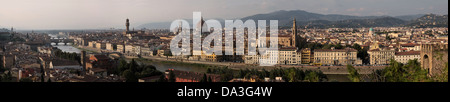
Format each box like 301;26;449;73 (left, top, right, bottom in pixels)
0;0;448;30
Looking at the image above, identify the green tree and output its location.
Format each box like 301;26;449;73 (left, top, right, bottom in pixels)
118;59;129;74
347;64;361;82
200;73;208;82
129;59;138;73
123;69;138;82
157;74;168;82
436;62;448;82
371;59;431;82
304;72;319;82
168;70;176;82
40;65;45;82
287;68;297;82
19;78;33;82
207;76;212;82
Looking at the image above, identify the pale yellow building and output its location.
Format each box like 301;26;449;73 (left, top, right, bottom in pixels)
314;48;361;65
301;48;314;64
368;48;395;65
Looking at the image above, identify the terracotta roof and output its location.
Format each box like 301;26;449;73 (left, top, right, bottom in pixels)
52;59;80;66
93;55;109;60
315;48;357;52
280;47;297;51
396;51;420;56
401;43;419;47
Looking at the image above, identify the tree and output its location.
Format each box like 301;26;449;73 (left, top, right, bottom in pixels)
287;68;297;82
118;59;129;74
157;74;168;82
206;68;212;74
304;72;319;82
123;70;138;82
40;65;45;82
347;64;361;82
47;78;52;82
19;78;33;82
207;76;212;82
168;70;176;82
200;74;208;82
370;59;431;82
129;59;138;73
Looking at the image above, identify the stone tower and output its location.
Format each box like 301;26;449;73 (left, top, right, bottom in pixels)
81;51;87;72
420;43;448;76
291;18;298;48
126;18;130;32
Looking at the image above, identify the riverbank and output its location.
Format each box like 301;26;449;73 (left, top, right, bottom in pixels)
138;56;386;74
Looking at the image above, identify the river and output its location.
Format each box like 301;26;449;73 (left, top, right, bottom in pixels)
136;59;352;82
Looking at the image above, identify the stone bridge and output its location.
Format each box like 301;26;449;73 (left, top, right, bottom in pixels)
50;38;75;45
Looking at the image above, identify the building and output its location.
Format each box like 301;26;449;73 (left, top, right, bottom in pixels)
116;44;125;53
88;41;96;48
368;48;395;65
400;43;421;52
314;47;361;65
277;47;301;65
244;48;301;65
301;48;314;64
95;42;106;50
141;46;153;57
394;51;421;64
105;42;117;51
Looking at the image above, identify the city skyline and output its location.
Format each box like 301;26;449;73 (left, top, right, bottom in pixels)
0;0;448;30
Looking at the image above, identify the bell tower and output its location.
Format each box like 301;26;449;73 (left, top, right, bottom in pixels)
126;18;130;32
292;18;298;48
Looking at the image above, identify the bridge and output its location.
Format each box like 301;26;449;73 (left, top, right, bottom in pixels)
50;38;75;45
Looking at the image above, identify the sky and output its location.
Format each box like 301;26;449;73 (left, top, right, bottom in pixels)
0;0;448;30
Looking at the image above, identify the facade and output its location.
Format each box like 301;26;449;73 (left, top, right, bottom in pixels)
394;51;421;64
277;47;301;65
314;48;361;65
400;43;421;52
116;44;125;53
301;48;314;64
368;48;395;65
141;47;153;57
106;43;115;51
88;41;96;48
244;48;301;65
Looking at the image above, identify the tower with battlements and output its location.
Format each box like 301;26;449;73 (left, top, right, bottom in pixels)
420;43;448;76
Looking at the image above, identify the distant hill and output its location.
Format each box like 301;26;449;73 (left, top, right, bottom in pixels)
0;28;10;32
300;17;406;28
406;14;448;28
138;10;448;29
241;10;382;27
394;14;426;21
